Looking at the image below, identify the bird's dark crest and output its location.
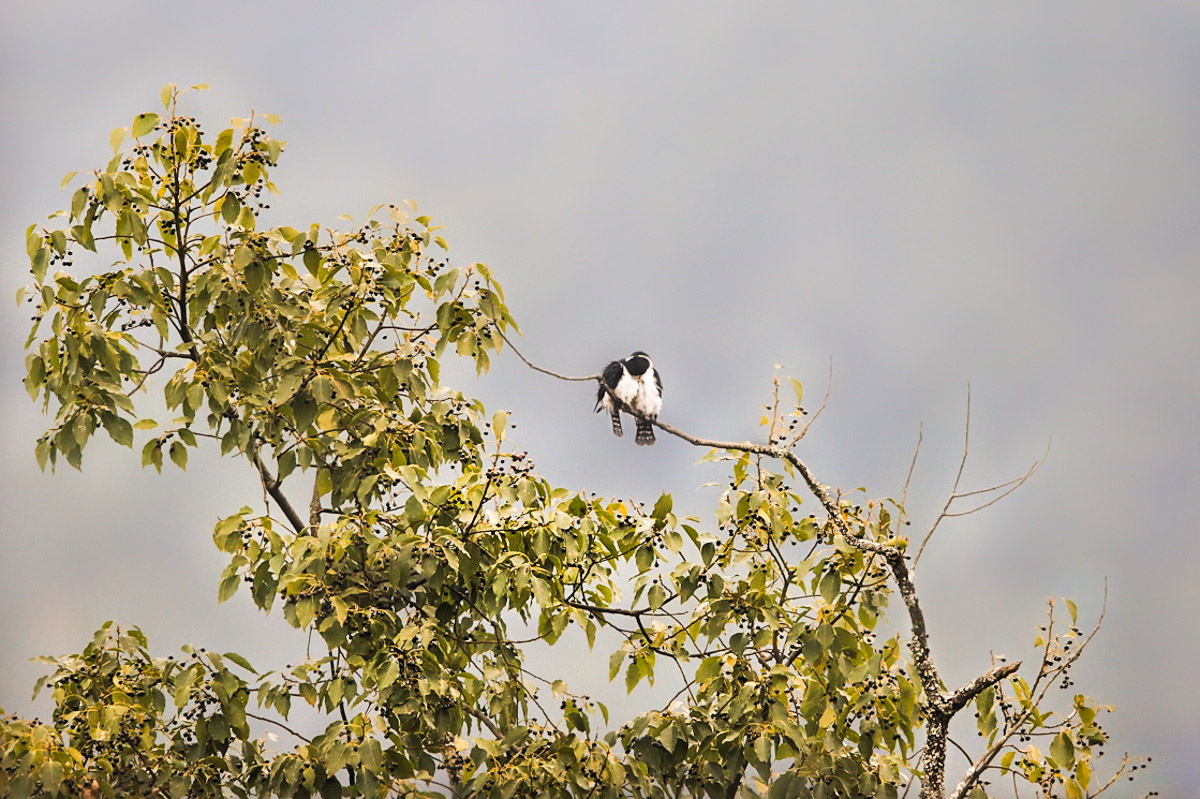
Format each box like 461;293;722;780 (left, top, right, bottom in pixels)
625;353;651;377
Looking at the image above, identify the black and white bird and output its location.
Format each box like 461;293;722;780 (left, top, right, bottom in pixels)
595;351;663;445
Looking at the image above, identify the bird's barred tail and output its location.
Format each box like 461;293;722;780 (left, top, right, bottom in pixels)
610;412;624;437
635;418;655;446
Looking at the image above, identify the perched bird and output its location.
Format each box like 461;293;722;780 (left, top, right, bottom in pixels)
595;351;663;445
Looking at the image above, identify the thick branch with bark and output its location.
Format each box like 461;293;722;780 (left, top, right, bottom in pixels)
251;450;306;534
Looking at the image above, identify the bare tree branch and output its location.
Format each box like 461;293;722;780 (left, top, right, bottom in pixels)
900;424;924;516
500;333;601;382
913;386;973;567
945;661;1022;716
245;710;312;743
251;451;306;535
790;356;834;444
912;388;1047;569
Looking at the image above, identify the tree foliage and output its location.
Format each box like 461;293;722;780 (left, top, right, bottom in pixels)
3;86;1150;799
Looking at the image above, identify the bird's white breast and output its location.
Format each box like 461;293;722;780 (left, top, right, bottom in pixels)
634;371;662;417
614;372;639;405
600;370;638;414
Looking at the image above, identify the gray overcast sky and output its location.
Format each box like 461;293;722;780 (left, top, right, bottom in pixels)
2;3;1197;794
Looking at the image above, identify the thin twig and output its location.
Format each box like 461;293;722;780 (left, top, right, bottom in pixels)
914;386;972;566
246;710;312;743
900;424;924;517
912;390;1047;569
500;332;601;382
792;356;834;443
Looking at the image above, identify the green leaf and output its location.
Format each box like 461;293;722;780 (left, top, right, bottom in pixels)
1075;759;1091;789
223;651;257;673
819;569;841;605
169;440;188;470
788;376;803;406
695;656;722;684
71;186;87;220
132;112;160;138
39;759;64;793
311;375;333;403
624;657;642;693
492;409;508;441
1050;731;1075;768
975;685;995;715
110;126;126;153
8;774;31;799
753;734;772;764
375;659;399;692
609;649;625;681
237;205;255;229
31;246;48;283
225;196;246;228
658;723;678;753
161;83;174;109
101;413;134;447
768;772;799;799
174;666;198;708
142;439;163;472
218;571;239;603
295;597;317;628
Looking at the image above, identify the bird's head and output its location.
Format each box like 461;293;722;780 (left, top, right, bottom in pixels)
625;351;652;376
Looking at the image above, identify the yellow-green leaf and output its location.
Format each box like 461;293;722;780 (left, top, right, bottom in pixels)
819;569;841;605
169;441;188;470
132;113;159;138
1050;731;1075;769
608;649;625;681
788;376;803;406
1065;598;1078;625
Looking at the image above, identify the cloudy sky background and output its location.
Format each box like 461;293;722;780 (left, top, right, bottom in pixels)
2;3;1197;794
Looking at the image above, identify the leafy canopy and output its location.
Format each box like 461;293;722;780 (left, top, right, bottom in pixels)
3;86;1141;799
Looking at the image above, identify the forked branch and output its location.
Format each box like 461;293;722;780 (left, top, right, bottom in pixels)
912;388;1048;569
